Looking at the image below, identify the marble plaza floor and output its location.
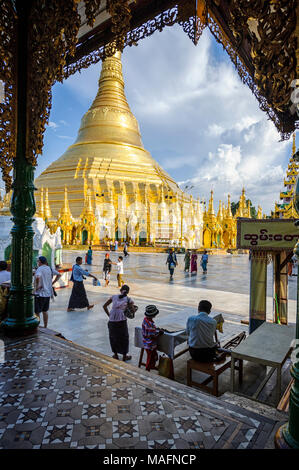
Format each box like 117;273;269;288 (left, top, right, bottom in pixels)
0;251;294;449
0;332;280;449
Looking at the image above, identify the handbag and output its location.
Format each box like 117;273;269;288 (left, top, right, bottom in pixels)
124;298;138;319
158;354;174;379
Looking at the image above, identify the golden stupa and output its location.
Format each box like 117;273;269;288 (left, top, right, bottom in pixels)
35;52;202;246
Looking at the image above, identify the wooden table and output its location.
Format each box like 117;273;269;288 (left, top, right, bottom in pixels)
230;322;295;405
134;309;225;373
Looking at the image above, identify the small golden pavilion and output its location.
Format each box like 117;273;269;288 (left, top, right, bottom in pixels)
274;133;298;219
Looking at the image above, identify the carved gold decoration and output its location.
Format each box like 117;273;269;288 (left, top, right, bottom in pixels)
64;6;179;78
228;0;297;138
84;0;103;27
26;0;81;168
107;0;132;51
178;0;208;45
0;1;17;190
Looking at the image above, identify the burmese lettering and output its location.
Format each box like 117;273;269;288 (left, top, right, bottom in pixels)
243;229;299;246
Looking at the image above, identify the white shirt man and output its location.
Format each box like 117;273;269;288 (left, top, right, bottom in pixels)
34;256;60;328
117;260;124;275
114;256;124;287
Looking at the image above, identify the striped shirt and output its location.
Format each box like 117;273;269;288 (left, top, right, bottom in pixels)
142;316;159;350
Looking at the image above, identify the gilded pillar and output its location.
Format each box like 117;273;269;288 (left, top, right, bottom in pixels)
273;251;288;325
249;251;267;333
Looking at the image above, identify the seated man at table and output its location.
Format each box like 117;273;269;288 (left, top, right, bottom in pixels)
142;305;164;371
186;299;227;362
0;261;11;284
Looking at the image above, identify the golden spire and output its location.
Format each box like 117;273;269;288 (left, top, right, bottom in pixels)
247;199;251;218
217;200;223;221
208;190;215;215
84;188;94;215
44;188;52;220
75;51;143;149
293;132;296;156
60;187;72;217
39;187;44;218
203;200;207;220
227;194;232;218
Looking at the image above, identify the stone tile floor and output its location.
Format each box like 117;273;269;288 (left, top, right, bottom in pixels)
0;332;280;449
0;252;293;449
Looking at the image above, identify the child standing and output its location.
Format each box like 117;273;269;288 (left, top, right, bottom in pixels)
116;256;124;287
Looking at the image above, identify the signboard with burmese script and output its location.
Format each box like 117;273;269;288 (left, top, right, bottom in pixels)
237;218;299;251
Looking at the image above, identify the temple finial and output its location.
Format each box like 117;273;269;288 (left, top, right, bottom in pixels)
208;190;215;215
44;188;52;220
227;194;232;218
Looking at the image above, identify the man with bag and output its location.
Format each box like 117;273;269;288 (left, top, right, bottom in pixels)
166;248;178;280
142;305;164;371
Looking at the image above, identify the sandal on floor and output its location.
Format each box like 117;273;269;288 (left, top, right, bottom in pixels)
67;308;75;312
123;355;132;361
87;304;94;310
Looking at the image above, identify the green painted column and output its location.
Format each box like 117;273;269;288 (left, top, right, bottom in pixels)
2;0;39;335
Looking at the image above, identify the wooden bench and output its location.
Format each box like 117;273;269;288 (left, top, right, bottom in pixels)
187;332;246;397
187;356;243;397
277;378;294;412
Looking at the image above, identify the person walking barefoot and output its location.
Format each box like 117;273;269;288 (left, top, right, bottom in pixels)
67;256;97;312
103;285;136;362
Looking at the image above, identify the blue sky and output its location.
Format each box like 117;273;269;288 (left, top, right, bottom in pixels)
35;24;293;214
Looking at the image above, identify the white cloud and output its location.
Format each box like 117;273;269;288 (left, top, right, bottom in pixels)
206;124;224;137
57;135;72;140
48;121;58;129
59;120;69;127
180;118;289;213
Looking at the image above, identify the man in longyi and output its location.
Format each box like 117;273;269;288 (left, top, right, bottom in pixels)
67;256;97;312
